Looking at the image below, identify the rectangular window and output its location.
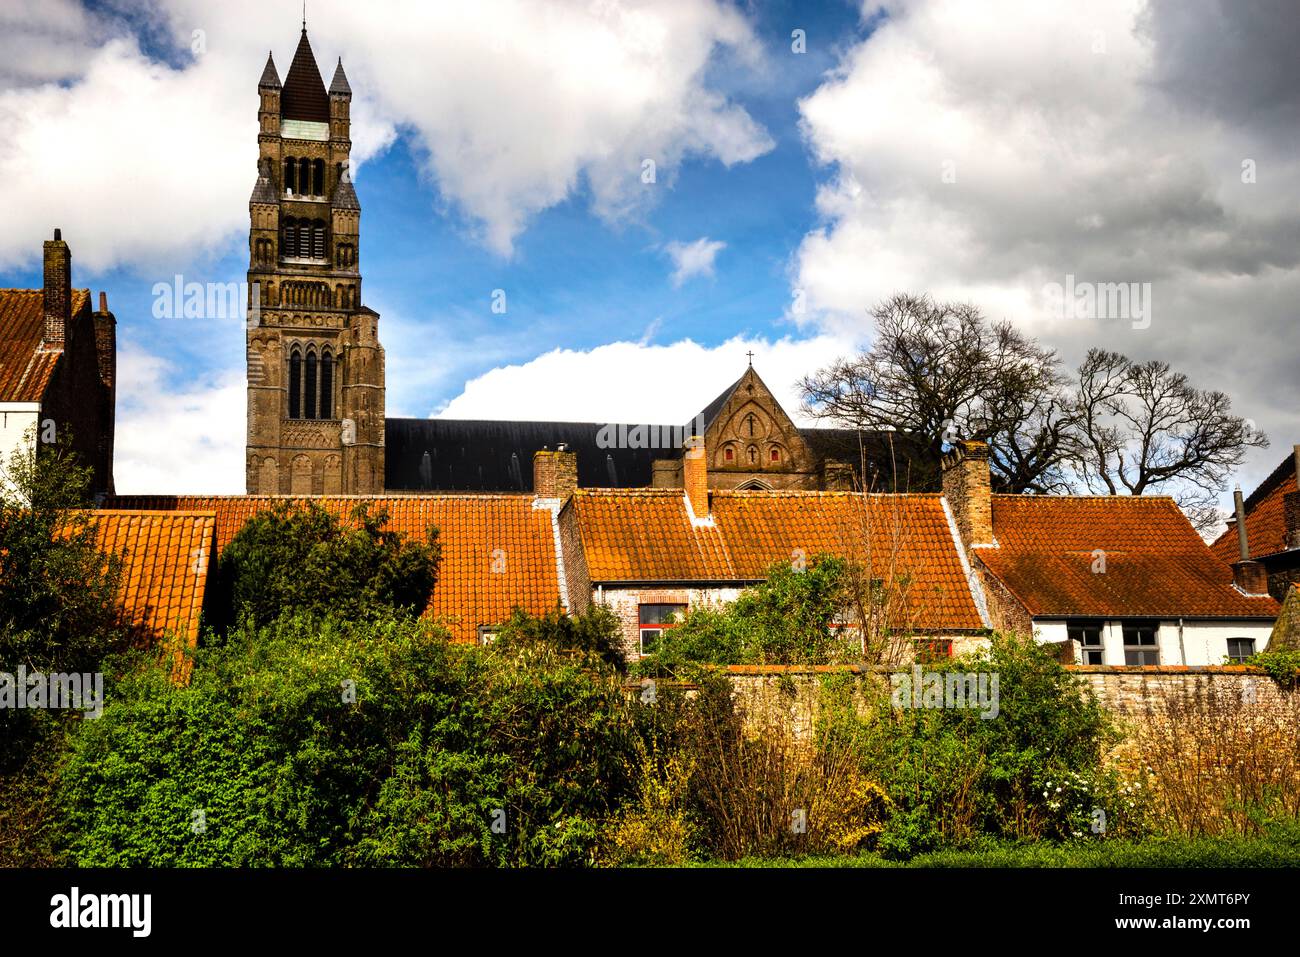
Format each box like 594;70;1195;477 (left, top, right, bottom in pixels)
478;626;498;646
915;638;953;663
1068;620;1105;665
639;603;686;657
1122;622;1159;666
1226;637;1255;664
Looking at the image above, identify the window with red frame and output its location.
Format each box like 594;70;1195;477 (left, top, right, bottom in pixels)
639;603;687;656
915;638;953;663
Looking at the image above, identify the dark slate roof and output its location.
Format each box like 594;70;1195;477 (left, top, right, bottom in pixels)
384;418;934;493
695;372;744;431
281;30;330;123
331;167;359;209
386;419;663;492
329;58;351;95
259;51;281;89
250;160;278;204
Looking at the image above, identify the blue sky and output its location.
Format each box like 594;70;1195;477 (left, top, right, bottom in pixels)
0;0;1296;506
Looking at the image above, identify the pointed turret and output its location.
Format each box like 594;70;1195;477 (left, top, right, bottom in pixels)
250;157;278;204
329;57;351;96
281;28;329;122
258;51;281;89
330;163;360;210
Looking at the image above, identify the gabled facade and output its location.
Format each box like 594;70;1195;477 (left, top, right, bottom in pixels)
0;231;115;497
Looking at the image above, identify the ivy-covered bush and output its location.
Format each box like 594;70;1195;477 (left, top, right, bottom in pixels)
57;608;639;867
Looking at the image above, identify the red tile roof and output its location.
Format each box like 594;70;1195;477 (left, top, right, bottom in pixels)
1210;454;1296;563
571;489;985;632
980;495;1278;619
103;495;562;642
88;510;215;648
0;288;90;402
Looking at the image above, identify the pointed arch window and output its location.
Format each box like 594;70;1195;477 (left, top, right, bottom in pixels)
304;349;318;419
288;347;302;419
312;159;325;196
313;225;325;259
320;348;334;419
284;156;296;193
298;158;311;196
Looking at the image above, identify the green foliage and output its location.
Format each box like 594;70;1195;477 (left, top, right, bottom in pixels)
0;432;124;678
0;433;125;786
56;611;639;867
490;603;626;671
213;500;440;631
636;555;858;671
1245;647;1300;688
818;634;1135;859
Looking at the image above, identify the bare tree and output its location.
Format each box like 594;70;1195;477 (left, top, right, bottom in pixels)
1070;348;1268;530
800;294;1074;493
801;295;1268;531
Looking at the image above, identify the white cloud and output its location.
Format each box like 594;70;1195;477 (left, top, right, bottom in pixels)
435;334;852;425
664;237;726;286
112;343;245;494
0;0;772;271
791;0;1300;491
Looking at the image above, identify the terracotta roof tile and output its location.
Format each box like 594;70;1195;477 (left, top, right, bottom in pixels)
103;495;562;643
1210;454;1296;563
572;489;984;632
85;510;215;648
981;495;1278;619
0;288;90;401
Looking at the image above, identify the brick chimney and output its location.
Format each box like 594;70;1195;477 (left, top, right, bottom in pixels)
942;440;993;547
684;435;708;520
93;291;116;391
533;445;577;500
42;228;71;350
1233;486;1250;559
1231;559;1269;596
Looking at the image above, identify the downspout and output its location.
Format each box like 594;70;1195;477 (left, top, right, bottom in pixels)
1177;617;1185;666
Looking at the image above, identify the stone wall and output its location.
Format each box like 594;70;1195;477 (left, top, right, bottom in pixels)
695;665;1300;742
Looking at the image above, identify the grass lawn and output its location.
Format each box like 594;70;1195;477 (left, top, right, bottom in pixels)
707;834;1300;868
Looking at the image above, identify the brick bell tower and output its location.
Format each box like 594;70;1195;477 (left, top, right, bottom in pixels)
246;22;385;494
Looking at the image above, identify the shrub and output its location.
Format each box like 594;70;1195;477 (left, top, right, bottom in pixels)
489;603;626;671
57;608;641;867
817;634;1134;858
637;555;860;671
0;433;124;680
1245;647;1300;689
212;500;440;632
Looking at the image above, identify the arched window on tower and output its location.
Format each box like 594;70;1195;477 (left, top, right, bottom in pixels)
320;348;334;419
288;347;302;419
298;158;311;197
284;156;296;193
313;159;324;196
304;348;318;419
313;224;325;259
283;219;296;260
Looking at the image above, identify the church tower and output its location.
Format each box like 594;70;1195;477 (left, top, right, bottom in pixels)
246;23;384;494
